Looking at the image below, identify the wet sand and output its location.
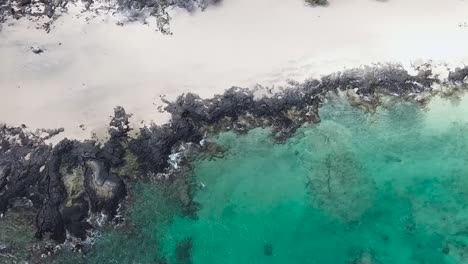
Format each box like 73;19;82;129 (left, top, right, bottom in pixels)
1;0;468;140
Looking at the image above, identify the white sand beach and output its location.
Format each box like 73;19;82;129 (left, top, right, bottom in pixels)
1;0;468;139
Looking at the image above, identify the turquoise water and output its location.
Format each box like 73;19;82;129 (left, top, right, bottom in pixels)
86;98;468;263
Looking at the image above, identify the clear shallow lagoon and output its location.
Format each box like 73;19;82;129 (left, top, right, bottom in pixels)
84;97;468;264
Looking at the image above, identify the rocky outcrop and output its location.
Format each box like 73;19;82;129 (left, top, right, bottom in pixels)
0;107;130;245
0;125;55;218
448;67;468;83
84;159;126;215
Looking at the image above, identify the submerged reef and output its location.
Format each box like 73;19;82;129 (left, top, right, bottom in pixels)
0;63;467;262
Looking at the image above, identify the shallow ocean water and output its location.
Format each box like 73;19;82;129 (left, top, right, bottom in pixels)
83;97;468;264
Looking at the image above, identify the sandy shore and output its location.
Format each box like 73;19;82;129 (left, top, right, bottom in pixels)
1;0;468;140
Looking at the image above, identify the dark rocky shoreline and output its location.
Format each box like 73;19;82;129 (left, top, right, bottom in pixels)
1;63;467;262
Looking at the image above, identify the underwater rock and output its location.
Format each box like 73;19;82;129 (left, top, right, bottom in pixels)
345;89;380;113
304;121;375;221
442;245;450;255
383;153;402;163
263;243;273;256
175;237;193;264
307;151;375;221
